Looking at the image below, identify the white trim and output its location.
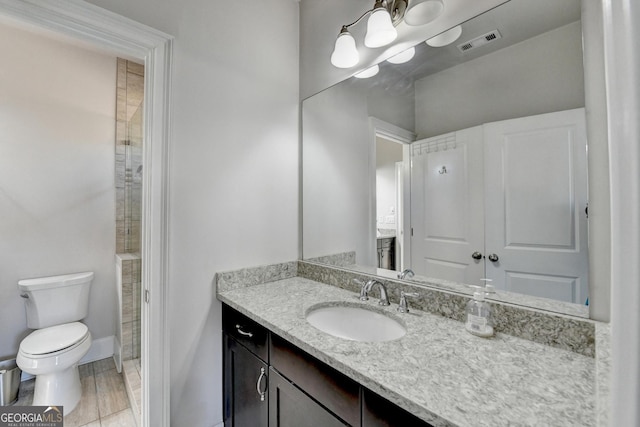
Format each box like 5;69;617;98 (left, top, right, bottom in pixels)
368;118;415;269
602;0;640;425
80;335;115;365
0;2;173;426
113;335;122;373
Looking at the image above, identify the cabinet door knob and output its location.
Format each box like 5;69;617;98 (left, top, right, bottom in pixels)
471;251;483;260
487;253;499;262
256;367;267;402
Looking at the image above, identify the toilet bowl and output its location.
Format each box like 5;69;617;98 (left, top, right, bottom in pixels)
17;322;92;411
16;272;93;414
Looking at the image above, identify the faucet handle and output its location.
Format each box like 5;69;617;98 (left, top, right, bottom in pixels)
397;291;419;313
354;278;370;301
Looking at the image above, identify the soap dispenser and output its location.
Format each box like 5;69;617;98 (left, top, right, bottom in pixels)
465;291;494;337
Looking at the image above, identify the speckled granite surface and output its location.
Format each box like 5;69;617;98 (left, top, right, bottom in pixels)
299;261;596;357
327;262;590;318
595;323;611;426
215;261;297;292
305;251;356;267
217;277;596;427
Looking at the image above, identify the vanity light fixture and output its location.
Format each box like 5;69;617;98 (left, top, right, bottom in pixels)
355;64;380;78
364;3;398;48
404;0;445;26
331;27;360;68
387;46;416;64
333;0;446;69
426;25;463;47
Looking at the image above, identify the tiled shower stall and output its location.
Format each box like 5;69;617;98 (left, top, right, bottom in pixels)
114;58;143;423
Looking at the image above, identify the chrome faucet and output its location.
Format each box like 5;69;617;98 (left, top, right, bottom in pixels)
397;269;415;280
360;279;390;306
397;291;419;313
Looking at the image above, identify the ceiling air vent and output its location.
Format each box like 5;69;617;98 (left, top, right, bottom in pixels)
457;30;502;53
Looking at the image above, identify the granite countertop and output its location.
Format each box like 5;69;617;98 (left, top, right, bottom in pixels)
217;277;595;427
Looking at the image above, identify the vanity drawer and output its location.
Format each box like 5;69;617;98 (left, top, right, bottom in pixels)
222;304;269;362
270;334;360;426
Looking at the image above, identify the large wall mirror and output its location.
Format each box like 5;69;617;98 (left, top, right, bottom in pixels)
302;0;594;317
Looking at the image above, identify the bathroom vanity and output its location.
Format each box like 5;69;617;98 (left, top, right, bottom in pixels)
217;263;600;427
223;304;431;427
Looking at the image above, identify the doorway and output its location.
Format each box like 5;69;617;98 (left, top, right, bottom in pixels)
369;118;415;272
0;2;173;426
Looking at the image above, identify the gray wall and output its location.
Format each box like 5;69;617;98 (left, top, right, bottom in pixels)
414;21;585;138
0;23;117;357
87;0;300;425
303;83;373;264
302;79;414;265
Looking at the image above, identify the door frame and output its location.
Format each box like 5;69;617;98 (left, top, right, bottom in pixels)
368;118;415;269
0;1;173;426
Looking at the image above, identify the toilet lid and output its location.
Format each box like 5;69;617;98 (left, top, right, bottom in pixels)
21;322;89;355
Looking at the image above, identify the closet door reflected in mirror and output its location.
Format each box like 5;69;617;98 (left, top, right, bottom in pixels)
410;108;588;303
410;126;485;285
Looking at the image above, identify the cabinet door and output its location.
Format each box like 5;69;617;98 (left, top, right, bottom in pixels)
270;334;360;426
223;335;268;427
268;368;348;427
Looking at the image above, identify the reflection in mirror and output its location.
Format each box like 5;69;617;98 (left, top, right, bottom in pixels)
302;0;589;316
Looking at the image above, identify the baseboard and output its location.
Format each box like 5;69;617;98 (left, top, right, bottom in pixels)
80;335;115;365
114;336;122;373
20;335;115;382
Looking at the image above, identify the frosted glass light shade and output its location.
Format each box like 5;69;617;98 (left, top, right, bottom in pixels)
354;65;379;79
404;0;444;26
331;30;359;68
365;9;397;48
426;25;463;47
387;46;416;64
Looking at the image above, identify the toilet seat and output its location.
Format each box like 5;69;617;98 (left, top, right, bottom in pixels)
20;322;89;357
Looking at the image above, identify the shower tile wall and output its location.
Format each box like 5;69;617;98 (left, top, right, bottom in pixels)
116;58;143;254
120;255;141;361
116;58;144;363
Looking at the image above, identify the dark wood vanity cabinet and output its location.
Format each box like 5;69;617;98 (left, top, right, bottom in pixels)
223;305;269;427
362;389;433;427
269;368;348;427
377;237;395;270
222;304;433;427
270;334;359;426
224;335;268;427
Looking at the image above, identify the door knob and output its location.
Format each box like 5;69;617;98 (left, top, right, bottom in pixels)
487;253;499;262
471;251;483;260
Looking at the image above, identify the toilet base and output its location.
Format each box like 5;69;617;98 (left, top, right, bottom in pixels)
33;364;82;415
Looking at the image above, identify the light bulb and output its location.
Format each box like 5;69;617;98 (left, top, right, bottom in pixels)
387;46;416;64
331;29;359;68
365;8;397;48
354;65;380;79
426;25;463;47
404;0;444;26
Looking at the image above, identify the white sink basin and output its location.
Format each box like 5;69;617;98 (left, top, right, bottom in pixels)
305;304;406;342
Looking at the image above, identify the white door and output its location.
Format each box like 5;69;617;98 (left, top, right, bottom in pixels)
483;108;589;303
410;126;485;284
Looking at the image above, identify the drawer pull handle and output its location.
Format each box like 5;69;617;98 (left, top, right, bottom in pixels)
235;324;254;338
256;367;267;401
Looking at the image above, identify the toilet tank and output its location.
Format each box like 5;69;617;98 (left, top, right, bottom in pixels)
18;272;93;329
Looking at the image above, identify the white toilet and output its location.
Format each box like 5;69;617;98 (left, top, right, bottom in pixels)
16;272;93;413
